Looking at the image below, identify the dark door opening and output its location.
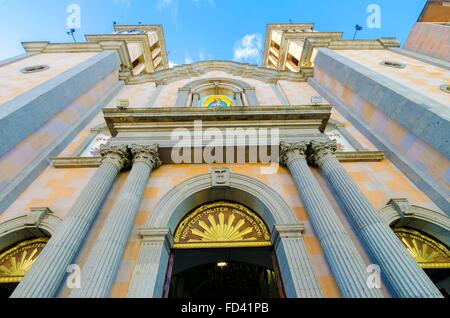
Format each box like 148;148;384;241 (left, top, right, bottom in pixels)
166;247;283;298
424;268;450;298
0;283;18;298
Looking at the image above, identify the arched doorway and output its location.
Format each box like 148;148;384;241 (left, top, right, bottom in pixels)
164;201;284;298
394;228;450;297
0;237;49;298
127;172;323;298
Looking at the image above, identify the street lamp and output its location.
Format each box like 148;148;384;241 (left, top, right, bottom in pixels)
67;28;77;42
353;24;363;40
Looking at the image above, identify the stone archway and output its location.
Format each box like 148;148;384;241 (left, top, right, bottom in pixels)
0;207;61;297
378;199;450;297
127;170;323;298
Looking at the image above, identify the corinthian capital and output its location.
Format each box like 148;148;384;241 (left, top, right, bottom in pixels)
131;144;162;169
311;140;337;166
279;141;308;166
100;144;130;169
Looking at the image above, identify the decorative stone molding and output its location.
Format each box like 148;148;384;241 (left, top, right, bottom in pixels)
24;207;53;227
100;144;130;169
0;207;61;251
128;60;306;85
270;224;305;248
378;199;450;246
131;144;162;169
177;77;259;107
211;167;230;187
51;151;384;169
388;198;413;217
310;140;338;165
140;227;173;251
279;141;308;166
103;105;331;137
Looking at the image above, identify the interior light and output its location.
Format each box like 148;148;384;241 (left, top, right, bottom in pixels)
216;261;228;268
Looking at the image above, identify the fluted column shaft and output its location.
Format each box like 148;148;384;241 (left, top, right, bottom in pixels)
280;142;382;298
11;145;129;298
71;145;162;298
312;141;442;298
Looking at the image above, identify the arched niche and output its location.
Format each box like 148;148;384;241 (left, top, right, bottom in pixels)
127;171;323;299
175;77;259;107
378;198;450;246
0;207;61;297
0;207;61;252
379;199;450;297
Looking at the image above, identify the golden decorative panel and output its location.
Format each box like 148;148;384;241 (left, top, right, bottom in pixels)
173;201;271;249
394;228;450;269
0;237;49;283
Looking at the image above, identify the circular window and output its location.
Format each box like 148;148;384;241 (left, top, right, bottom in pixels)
20;65;50;73
380;60;406;69
440;84;450;94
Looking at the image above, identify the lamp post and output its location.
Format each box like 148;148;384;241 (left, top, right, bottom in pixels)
67;28;77;42
353;24;363;40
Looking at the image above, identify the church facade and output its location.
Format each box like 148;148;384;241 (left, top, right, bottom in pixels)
0;1;449;298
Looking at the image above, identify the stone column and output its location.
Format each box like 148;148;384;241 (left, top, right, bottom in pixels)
127;228;173;298
271;224;323;298
311;141;443;298
280;142;382;298
11;145;129;298
70;145;162;298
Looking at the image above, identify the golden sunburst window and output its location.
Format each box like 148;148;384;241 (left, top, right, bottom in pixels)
173;201;271;249
394;228;450;269
0;237;48;283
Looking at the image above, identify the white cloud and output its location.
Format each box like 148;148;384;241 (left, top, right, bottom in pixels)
198;51;205;61
169;60;178;68
184;55;193;64
233;33;262;64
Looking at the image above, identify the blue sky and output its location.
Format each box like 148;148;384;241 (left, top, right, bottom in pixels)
0;0;426;65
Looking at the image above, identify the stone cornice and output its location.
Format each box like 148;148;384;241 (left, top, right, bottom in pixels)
51;151;384;168
103;105;332;137
22;41;133;77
